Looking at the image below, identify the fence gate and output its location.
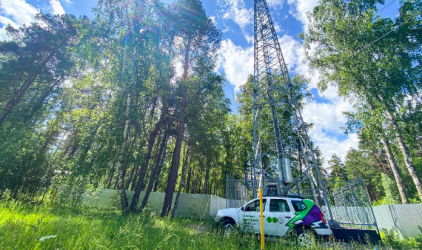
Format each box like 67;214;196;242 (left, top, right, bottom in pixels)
325;179;378;230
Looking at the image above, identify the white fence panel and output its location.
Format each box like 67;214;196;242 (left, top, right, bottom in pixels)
374;204;422;238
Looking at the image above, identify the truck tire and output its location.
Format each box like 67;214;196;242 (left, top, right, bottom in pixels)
295;227;316;248
221;219;235;236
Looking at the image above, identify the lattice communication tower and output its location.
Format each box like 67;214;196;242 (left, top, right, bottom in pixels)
252;0;333;220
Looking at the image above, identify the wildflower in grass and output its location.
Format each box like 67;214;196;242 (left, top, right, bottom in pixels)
39;235;57;241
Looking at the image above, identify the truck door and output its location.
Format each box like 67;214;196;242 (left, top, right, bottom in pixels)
239;199;267;234
265;198;295;236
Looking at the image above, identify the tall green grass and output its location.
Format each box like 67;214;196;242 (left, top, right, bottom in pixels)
0;202;418;249
0;202;279;250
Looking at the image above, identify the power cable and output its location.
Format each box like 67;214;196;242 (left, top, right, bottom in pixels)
354;12;418;55
374;0;398;16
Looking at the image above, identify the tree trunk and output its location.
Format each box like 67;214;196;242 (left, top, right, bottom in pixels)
130;104;168;212
140;122;170;211
160;91;187;217
214;171;217;195
150;96;158;118
114;177;118;189
186;166;192;193
153;159;164;192
130;142;146;191
118;91;132;212
197;173;202;194
373;148;392;175
125;166;136;191
160;88;187;216
107;157;119;188
154;139;170;192
384;108;422;201
161;37;191;217
367;100;411;203
125;130;141;190
0;37;68;126
190;169;195;193
171;144;190;218
106;167;116;189
204;159;210;194
128;96;157;191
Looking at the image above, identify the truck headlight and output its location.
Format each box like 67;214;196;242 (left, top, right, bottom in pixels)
215;215;221;222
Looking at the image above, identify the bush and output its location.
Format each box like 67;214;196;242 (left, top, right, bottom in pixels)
380;229;422;249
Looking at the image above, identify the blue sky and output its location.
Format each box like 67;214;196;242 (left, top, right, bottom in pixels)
0;0;400;166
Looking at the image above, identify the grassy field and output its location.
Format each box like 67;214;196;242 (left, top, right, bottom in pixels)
0;202;420;250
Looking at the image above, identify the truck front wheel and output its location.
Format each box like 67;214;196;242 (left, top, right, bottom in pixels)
221;219;235;236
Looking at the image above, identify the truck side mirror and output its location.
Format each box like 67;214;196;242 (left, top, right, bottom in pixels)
241;207;245;211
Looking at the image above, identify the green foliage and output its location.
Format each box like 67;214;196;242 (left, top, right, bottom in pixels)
380;173;400;205
304;0;422;203
344;149;385;203
380;229;422;249
327;154;348;182
0;13;85;197
0;0;231;209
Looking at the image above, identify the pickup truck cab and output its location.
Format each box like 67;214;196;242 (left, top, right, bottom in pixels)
215;196;332;246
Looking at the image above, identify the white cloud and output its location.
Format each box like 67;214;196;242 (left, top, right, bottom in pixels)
0;0;39;41
313;130;359;166
210;16;216;25
217;0;254;43
277;35;301;69
218;39;253;91
218;0;253;29
302;86;357;166
0;16;17;28
243;32;253;43
49;0;65;15
274;22;282;33
303;87;354;135
0;0;39;26
267;0;286;9
287;0;319;28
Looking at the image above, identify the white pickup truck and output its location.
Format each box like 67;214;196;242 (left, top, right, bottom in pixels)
215;196;332;246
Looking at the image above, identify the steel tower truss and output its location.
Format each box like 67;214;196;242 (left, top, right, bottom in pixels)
252;0;333;221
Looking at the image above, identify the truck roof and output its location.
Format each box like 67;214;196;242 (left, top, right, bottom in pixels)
261;195;304;199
